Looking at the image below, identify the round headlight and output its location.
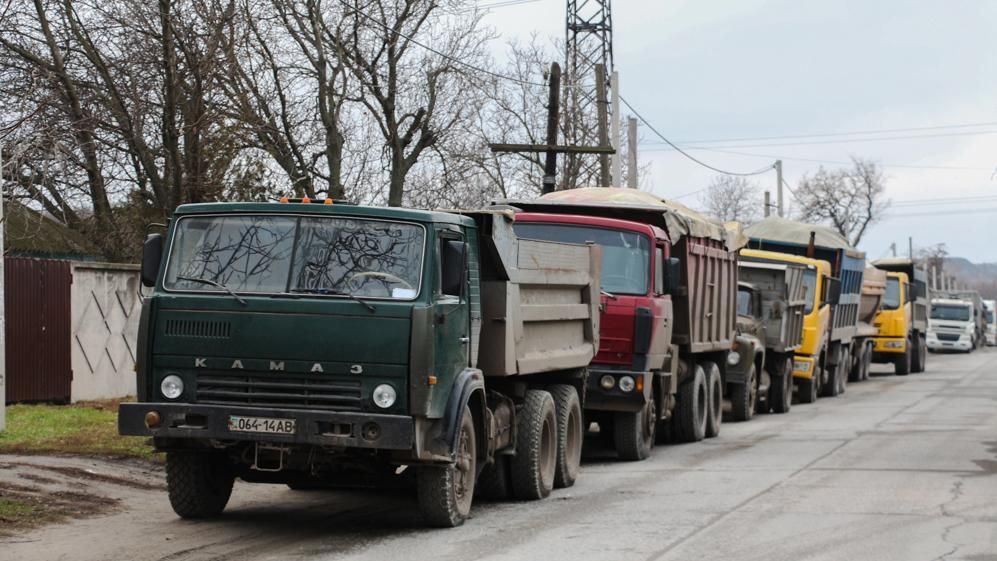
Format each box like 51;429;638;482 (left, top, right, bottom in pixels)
727;351;741;366
599;375;615;390
618;375;636;392
160;374;184;400
372;384;397;409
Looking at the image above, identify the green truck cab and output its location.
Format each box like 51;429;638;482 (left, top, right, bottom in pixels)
119;200;601;527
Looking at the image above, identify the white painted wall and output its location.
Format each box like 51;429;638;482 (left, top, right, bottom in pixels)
70;262;141;402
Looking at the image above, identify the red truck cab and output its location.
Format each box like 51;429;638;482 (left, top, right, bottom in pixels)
514;213;674;459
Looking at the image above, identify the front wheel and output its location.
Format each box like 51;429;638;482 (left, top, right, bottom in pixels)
614;397;656;461
166;451;235;519
729;365;756;422
895;342;911;376
418;405;477;527
770;358;793;414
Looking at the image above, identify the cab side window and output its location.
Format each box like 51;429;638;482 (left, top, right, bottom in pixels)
654;247;664;295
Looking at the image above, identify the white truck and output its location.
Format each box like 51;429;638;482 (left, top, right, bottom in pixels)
985;299;996;346
927;298;975;353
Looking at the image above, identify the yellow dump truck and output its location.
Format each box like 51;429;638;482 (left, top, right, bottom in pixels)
739;249;832;404
871;271;923;375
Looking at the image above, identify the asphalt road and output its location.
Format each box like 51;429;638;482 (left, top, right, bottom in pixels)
4;349;996;561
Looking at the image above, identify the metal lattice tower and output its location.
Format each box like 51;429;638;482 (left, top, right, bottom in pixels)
563;0;613;189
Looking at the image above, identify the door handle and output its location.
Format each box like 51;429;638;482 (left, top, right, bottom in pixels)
459;336;470;344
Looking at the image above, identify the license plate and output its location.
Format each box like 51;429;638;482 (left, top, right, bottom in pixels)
228;415;296;435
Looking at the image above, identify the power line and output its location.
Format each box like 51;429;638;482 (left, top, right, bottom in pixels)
678;146;994;172
619;96;775;177
883;207;997;218
639;129;997;151
656;120;997;146
892;194;997;207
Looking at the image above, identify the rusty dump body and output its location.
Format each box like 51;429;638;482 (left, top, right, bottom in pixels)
501;188;739;355
861;266;888;326
737;261;808;354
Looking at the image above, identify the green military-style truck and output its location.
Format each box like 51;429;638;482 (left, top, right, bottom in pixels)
119;200;601;527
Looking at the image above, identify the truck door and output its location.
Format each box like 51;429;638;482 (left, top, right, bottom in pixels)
435;231;470;385
649;244;674;370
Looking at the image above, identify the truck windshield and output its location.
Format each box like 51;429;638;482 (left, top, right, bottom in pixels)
987;309;995;323
930;304;971;322
802;269;817;314
736;289;753;317
883;277;901;310
514;223;650;295
164;215;425;299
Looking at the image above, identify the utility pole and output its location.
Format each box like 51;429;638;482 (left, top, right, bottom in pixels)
775;160;784;217
542;63;562;195
890;242;897;257
626;117;638;188
764;191;771;217
908;236;913;260
0;147;5;432
595;63;610;187
610;71;621;186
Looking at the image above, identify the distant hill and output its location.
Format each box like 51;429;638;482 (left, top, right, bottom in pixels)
944;257;997;299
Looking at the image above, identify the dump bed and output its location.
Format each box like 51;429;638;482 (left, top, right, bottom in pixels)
460;210;601;377
744;217;865;343
860;266;887;324
499;188;740;354
738;261;807;353
872;258;929;332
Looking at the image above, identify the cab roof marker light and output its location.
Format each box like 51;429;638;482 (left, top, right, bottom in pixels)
279;196;289;203
301;195;311;203
324;198;334;205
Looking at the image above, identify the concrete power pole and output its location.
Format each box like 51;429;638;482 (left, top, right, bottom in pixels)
890;242;897;257
610;71;621;186
595;63;610;187
908;237;914;260
627;117;638;188
764;191;771;217
775;160;784;217
0;147;5;432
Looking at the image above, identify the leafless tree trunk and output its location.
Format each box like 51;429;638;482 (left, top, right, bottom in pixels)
699;175;761;223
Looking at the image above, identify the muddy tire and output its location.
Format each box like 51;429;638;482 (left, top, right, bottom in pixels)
912;335;927;373
166;451;235;519
895;341;911;376
860;344;872;381
770;360;793;414
418;405;476;527
510;390;557;500
674;364;708;443
614;397;656;461
798;374;818;404
837;348;849;395
550;384;583;486
730;365;756;422
703;361;723;438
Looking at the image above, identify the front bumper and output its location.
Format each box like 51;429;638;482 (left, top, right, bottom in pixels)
584;370;650;412
119;403;414;450
926;332;973;352
987;333;996;346
791;355;815;380
873;337;906;354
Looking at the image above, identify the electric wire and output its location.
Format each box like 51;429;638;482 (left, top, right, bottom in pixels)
639;129;997;151
650;120;997;146
620;96;776;177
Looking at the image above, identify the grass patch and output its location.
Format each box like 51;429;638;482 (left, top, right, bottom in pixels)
0;483;119;536
0;401;156;461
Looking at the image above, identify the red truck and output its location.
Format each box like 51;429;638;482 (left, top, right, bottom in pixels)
507;188;739;461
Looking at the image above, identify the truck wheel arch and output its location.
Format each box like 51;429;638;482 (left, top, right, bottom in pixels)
441;368;488;464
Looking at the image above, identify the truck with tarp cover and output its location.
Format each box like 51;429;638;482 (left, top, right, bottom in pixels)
744;217;865;401
502;188;740;460
853;265;886;381
727;258;807;420
119;200;602;527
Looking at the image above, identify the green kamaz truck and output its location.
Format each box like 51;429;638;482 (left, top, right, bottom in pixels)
119;200;601;527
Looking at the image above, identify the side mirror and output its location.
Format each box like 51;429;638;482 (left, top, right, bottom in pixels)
441;240;467;297
662;257;682;295
141;233;163;288
824;277;842;306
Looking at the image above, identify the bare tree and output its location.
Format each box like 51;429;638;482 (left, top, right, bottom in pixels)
917;243;948;277
699;175;761;223
795;157;889;246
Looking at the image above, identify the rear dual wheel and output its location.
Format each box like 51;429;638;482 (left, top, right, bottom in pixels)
769;358;793;414
730;365;757;422
674;364;708;442
511;390;557;500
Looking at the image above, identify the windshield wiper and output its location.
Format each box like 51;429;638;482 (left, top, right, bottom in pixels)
177;276;248;306
290;288;376;313
601;289;617;300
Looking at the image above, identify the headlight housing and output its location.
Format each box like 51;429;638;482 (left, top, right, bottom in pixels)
727;351;741;366
372;384;397;409
599;375;615;390
160;374;184;400
618;375;636;392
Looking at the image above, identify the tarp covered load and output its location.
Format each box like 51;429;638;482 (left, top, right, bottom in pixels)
500;187;745;250
744;216;864;258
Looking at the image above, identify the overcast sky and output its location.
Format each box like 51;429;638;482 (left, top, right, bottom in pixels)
480;0;997;263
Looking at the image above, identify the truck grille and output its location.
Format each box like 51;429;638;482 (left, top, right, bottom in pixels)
194;371;363;411
935;333;961;342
